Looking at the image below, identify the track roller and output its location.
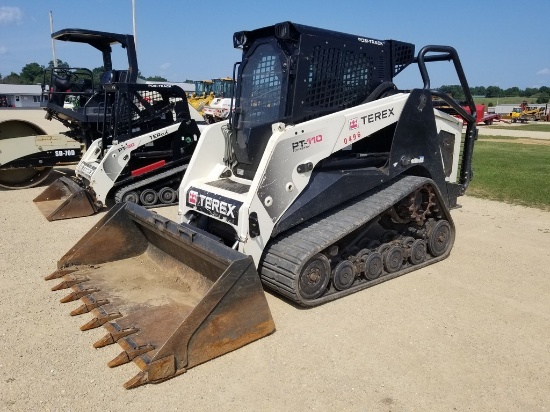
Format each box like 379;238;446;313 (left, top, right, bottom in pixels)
383;244;404;273
362;250;383;280
427;219;453;257
122;191;139;203
408;239;427;265
158;187;177;204
139;189;158;206
298;253;331;300
332;260;355;291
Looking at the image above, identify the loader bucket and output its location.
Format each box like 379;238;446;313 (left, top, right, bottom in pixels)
45;202;275;389
33;176;98;221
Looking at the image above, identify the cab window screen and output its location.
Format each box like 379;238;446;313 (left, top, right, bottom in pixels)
239;42;285;128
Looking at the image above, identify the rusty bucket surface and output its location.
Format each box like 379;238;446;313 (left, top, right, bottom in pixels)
46;202;275;388
33;176;98;221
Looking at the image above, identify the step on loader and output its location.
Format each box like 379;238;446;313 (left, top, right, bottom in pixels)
33;28;203;221
46;22;477;388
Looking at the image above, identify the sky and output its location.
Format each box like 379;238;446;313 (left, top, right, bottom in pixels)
0;0;549;90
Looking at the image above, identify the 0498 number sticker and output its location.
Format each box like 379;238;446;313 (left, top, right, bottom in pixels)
343;131;361;145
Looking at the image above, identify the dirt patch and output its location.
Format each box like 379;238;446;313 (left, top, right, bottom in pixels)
1;110;550;411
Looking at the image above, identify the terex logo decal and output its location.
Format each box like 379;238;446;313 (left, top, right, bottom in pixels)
292;134;323;152
186;187;242;225
188;190;198;205
361;108;395;124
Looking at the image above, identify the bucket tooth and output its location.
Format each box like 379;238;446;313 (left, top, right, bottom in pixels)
94;323;139;348
108;338;155;368
70;295;110;316
45;268;78;281
51;275;89;291
60;285;99;303
80;307;122;331
123;355;181;389
123;371;150;390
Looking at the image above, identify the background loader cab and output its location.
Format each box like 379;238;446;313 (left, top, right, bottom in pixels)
42;28;138;148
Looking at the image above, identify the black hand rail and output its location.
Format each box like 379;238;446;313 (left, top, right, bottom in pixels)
414;45;478;191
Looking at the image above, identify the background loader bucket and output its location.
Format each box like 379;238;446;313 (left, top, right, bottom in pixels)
33;176;98;221
45;202;275;388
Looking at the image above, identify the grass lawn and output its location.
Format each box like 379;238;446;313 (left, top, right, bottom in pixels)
468;140;550;210
474;97;544;106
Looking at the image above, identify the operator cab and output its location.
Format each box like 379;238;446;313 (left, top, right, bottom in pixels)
41;28;139;148
229;22;414;180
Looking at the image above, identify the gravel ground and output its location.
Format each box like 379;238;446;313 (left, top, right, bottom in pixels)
1;110;549;411
476;121;550;140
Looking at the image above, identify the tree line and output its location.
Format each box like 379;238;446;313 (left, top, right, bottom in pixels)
439;85;550;104
0;60;167;85
2;61;549;105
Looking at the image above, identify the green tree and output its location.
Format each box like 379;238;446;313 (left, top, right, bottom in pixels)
2;72;23;84
145;75;168;82
471;86;486;96
536;92;549;104
524;88;538;97
504;87;520;97
485;86;503;98
46;59;70;69
438;84;465;100
20;62;45;84
91;66;105;86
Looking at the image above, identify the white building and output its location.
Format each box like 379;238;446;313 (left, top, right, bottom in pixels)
0;81;196;109
0;84;43;108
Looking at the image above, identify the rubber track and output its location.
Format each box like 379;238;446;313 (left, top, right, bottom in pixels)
260;175;454;307
113;164;187;207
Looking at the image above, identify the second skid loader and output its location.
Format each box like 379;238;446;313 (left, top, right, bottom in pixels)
0;28;142;190
46;22;477;388
34;81;201;221
34;28;205;221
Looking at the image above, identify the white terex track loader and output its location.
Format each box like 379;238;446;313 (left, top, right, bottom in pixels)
46;22;477;388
